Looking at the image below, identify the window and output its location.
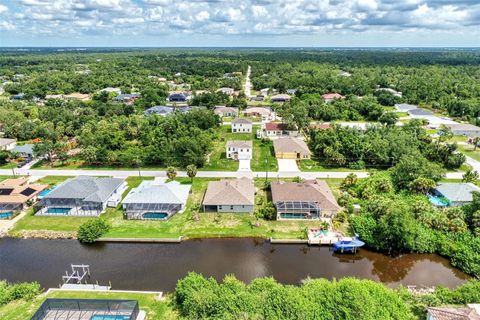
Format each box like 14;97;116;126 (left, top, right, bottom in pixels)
219;205;222;210
230;206;234;210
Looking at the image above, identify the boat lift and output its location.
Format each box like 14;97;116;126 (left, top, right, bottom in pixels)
60;264;111;291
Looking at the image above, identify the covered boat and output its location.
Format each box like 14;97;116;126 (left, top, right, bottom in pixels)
332;236;365;253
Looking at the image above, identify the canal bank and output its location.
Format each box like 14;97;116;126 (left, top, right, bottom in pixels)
0;237;470;292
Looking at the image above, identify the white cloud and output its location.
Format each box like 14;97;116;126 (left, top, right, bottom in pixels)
0;0;479;43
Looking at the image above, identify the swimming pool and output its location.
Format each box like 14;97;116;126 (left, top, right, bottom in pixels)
429;195;449;207
89;315;131;320
0;211;13;219
142;212;169;220
45;207;71;215
39;186;56;198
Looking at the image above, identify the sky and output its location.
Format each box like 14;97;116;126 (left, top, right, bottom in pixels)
0;0;479;47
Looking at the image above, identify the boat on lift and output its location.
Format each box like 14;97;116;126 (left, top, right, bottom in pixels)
331;235;365;253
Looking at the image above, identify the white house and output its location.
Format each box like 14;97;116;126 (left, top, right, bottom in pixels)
99;87;122;95
0;138;17;151
226;141;252;160
218;87;235;96
231;118;252;133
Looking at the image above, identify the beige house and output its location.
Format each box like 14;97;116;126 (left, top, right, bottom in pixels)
214;106;239;117
64;93;91;101
0;178;48;215
271;180;340;220
0;138;16;151
226;140;252;160
258;122;298;139
273;137;311;160
231;118;252;133
202;178;255;213
271;94;291;103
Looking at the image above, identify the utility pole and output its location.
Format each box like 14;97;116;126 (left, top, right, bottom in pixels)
265;155;268;182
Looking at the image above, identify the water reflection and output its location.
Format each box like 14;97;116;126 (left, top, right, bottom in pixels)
0;237;470;292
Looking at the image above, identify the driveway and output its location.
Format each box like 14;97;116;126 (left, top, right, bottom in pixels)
277;159;299;172
238;159;251;172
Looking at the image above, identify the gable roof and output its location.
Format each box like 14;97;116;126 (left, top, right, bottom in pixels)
123;180;191;205
203;178;255;206
273;138;311;155
214;106;238;114
446;123;480;132
245;107;272;115
232;118;252;125
227;140;252;149
435;183;480;203
271;180;340;211
44;176;124;203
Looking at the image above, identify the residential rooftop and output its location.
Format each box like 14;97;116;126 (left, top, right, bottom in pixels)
203;178;255;206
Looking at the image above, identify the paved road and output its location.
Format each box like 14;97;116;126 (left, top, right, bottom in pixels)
2;168;372;179
244;65;252;97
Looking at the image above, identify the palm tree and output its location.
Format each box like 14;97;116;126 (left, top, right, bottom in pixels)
473;137;480;151
462;169;479;183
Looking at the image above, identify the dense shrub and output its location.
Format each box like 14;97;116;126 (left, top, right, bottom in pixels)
0;281;41;306
175;272;415;320
77;219;110;243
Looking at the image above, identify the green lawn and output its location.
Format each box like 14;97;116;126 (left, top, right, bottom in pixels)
202;125;278;172
447;136;469;143
458;144;480;162
299;159;368;172
0;290;176;320
32;158;166;171
0;162;17;169
10;176;343;240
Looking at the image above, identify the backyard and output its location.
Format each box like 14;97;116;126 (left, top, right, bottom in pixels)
0;290;176;320
9;176;343;240
202;125;277;172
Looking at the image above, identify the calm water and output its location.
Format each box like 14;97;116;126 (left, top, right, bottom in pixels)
0;237;470;292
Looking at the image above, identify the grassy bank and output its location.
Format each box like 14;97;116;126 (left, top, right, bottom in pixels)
0;290;176;320
9;176;343;240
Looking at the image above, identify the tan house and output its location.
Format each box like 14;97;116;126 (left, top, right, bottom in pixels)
64;93;91;101
202;178;255;213
271;180;340;220
322;93;345;102
273;137;311;160
0;178;48;216
271;94;291;103
214;106;239;117
244;106;276;121
0;138;16;151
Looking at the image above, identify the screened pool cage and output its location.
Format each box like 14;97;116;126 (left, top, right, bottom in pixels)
31;298;140;320
34;198;104;216
275;201;321;219
123;202;182;220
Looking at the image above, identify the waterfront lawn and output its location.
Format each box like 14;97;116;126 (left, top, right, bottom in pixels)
10;176;344;240
8;176;154;238
103;177;328;239
0;290;176;320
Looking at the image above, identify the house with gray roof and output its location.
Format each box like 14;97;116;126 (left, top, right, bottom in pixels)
445;123;480;137
12;144;34;159
202;178;255;213
122;180;191;220
395;103;418;112
271;180;341;220
37;176;126;216
226;140;252;160
0;138;16;151
144;106;175;116
432;183;480;207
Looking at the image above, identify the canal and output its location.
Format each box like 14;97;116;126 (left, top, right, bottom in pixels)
0;237;470;292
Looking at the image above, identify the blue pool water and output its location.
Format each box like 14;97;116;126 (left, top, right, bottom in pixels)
46;208;71;215
280;213;319;220
143;212;168;220
39;186;56;197
90;316;130;320
0;211;13;219
428;195;449;207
